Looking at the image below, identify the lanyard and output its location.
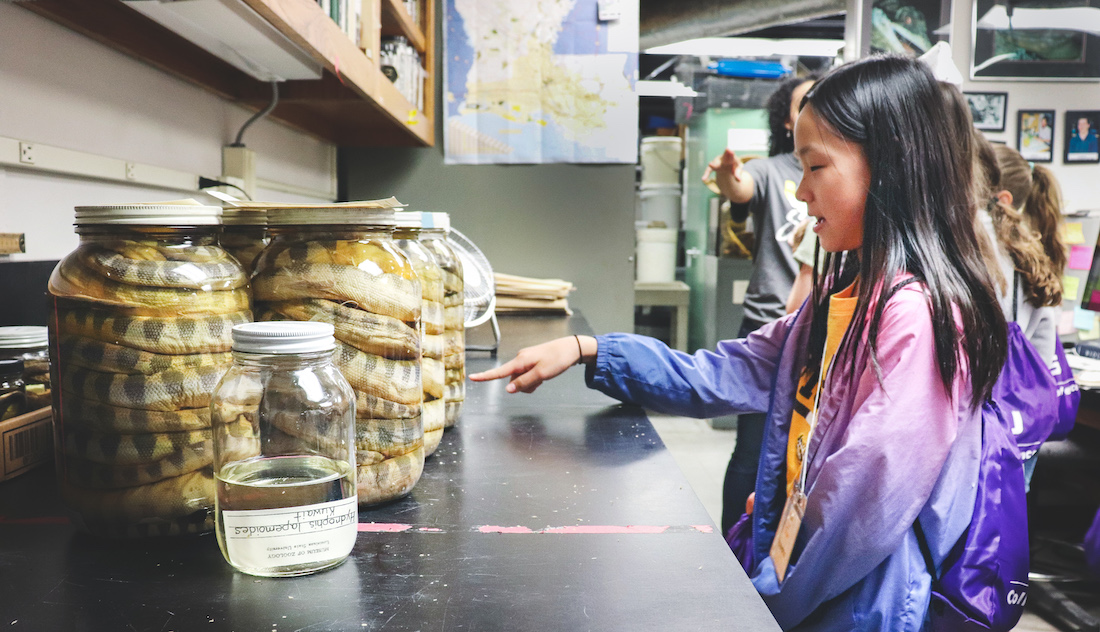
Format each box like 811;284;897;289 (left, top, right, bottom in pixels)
797;336;834;495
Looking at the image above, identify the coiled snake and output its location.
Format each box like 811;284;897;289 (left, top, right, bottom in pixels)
50;240;250;537
253;239;426;506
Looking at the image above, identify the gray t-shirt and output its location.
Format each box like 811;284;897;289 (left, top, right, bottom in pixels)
733;153;808;323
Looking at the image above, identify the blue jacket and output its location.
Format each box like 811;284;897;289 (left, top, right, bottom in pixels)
586;284;981;631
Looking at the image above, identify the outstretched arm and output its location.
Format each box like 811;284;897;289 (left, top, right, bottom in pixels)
469;335;597;394
702;149;755;204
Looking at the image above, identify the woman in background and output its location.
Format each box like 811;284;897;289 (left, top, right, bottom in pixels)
701;72;820;535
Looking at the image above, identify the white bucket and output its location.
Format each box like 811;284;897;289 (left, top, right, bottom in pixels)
636;228;678;283
640;137;682;186
637;184;682;228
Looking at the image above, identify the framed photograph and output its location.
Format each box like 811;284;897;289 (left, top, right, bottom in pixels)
964;91;1008;131
1065;110;1100;163
971;0;1100;80
1018;110;1056;163
851;0;951;58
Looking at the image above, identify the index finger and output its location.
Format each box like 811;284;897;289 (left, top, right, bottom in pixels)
701;164;714;183
469;358;527;382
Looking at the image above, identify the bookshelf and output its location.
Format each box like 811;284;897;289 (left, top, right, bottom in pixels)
18;0;435;147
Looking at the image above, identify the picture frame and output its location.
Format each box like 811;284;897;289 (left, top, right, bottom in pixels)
971;0;1100;81
964;91;1007;131
1064;110;1100;163
850;0;951;58
1018;110;1056;163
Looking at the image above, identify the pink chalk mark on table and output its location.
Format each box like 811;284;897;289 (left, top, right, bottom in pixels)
357;523;413;532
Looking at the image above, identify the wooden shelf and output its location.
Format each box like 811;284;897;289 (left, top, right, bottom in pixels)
380;0;425;52
18;0;434;148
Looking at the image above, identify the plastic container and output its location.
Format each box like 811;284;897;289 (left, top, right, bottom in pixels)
637;184;683;229
219;207;269;274
640;137;683;187
420;212;465;427
636;227;678;283
47;203;250;538
252;207;424;506
0;326;51;410
211;321;357;577
393;212;446;456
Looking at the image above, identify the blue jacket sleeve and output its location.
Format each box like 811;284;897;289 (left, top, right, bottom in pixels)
584;314;795;418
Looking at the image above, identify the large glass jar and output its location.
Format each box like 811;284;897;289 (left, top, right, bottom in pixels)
393;212;445;457
252;207;424;506
0;326;51;410
47;204;251;538
420;213;465;427
211;321;357;577
219;207;268;274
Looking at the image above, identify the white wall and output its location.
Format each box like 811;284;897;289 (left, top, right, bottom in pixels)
0;4;337;262
950;0;1100;213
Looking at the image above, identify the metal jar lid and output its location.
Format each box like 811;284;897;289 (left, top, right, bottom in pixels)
231;322;336;354
420;212;450;231
74;203;222;226
393;211;423;229
220;208;268;226
0;326;48;350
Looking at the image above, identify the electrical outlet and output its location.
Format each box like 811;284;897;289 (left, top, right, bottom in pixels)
125;162;136;180
18;142;34;165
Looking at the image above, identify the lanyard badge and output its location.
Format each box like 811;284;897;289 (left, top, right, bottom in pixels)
770;344;831;583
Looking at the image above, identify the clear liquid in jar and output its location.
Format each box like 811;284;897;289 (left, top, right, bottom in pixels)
216;455;357;577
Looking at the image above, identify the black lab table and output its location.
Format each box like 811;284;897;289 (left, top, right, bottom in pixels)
0;313;780;631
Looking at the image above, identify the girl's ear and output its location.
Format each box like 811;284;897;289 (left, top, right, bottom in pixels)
996;189;1014;208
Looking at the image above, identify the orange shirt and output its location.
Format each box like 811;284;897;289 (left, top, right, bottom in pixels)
785;281;859;497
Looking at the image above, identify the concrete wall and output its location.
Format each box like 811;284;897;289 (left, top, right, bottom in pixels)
950;1;1100;213
0;3;335;263
340;151;637;333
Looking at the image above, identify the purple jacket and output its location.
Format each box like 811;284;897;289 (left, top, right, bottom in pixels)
588;283;981;630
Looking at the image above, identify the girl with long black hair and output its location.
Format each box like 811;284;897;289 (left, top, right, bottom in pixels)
472;55;1008;628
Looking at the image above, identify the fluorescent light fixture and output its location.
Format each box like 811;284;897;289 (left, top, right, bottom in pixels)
636;79;698;97
124;0;323;82
645;37;844;58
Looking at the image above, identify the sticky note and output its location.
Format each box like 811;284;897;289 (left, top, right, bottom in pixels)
1075;306;1096;331
1059;309;1078;335
1064;275;1081;301
1063;223;1086;245
1082;319;1100;340
1069;245;1094;271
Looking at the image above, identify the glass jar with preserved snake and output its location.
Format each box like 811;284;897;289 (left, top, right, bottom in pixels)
218;207;268;275
47;203;251;538
419;212;465;428
251;206;424;507
393;212;446;457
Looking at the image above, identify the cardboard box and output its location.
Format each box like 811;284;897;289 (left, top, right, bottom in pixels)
0;406;52;482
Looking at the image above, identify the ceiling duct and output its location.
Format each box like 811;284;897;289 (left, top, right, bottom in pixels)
640;0;846;50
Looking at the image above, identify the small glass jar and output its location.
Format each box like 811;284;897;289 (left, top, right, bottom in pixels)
0;326;50;410
252;206;424;506
211;321;357;577
0;359;26;421
420;213;465;427
393;212;446;456
47;203;251;538
219;207;269;274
